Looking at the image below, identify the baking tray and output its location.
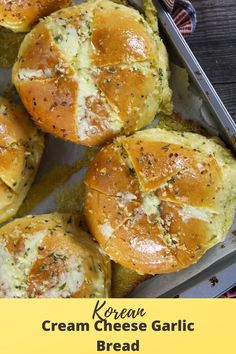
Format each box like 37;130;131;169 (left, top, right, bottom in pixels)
0;0;236;298
130;0;236;297
164;258;236;298
155;0;236;153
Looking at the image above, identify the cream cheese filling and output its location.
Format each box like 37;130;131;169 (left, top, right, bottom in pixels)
0;230;46;298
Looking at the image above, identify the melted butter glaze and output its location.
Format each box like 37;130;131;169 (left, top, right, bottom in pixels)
17;148;96;217
0;28;25;67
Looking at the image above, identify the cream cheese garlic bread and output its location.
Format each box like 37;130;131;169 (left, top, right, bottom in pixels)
0;213;111;298
84;128;236;275
0;0;72;32
13;0;172;146
0;97;44;224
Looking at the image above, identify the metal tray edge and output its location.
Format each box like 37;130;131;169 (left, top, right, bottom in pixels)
155;0;236;153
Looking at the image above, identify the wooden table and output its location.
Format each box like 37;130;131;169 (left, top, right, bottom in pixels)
187;0;236;121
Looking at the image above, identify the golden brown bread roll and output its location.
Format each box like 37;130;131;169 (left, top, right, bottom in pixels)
12;0;172;146
0;97;44;223
0;0;72;32
84;128;236;275
0;213;111;298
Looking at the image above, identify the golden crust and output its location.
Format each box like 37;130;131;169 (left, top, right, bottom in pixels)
123;136;222;208
0;146;25;190
84;128;236;275
85;187;140;247
94;64;160;133
16;75;79;143
13;0;173;146
0;213;111;298
0;97;36;146
13;22;61;71
0;97;44;223
159;202;213;266
0;0;72;32
105;212;179;274
91;2;156;66
12;23;79;143
85;144;140;196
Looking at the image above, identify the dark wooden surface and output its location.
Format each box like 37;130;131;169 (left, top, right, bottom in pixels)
187;0;236;121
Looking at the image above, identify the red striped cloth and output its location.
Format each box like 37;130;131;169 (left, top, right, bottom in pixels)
163;0;175;12
162;0;197;37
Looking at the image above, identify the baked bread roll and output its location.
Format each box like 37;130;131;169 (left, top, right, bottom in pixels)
0;97;44;224
84;128;236;275
0;213;111;298
0;0;72;32
12;0;172;146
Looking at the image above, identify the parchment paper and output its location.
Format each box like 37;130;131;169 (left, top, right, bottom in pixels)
0;0;235;297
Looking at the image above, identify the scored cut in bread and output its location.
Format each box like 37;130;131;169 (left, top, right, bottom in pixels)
0;213;111;298
0;97;44;224
84;128;236;275
12;0;172;146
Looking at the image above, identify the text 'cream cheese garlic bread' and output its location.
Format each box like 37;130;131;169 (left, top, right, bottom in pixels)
12;0;173;146
0;213;111;298
84;128;236;275
0;0;72;33
0;97;44;224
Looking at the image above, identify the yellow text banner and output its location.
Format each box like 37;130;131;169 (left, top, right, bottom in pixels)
0;299;234;354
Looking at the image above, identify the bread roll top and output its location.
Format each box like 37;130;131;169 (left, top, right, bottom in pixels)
0;97;44;223
0;213;111;298
13;0;172;146
85;128;236;274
